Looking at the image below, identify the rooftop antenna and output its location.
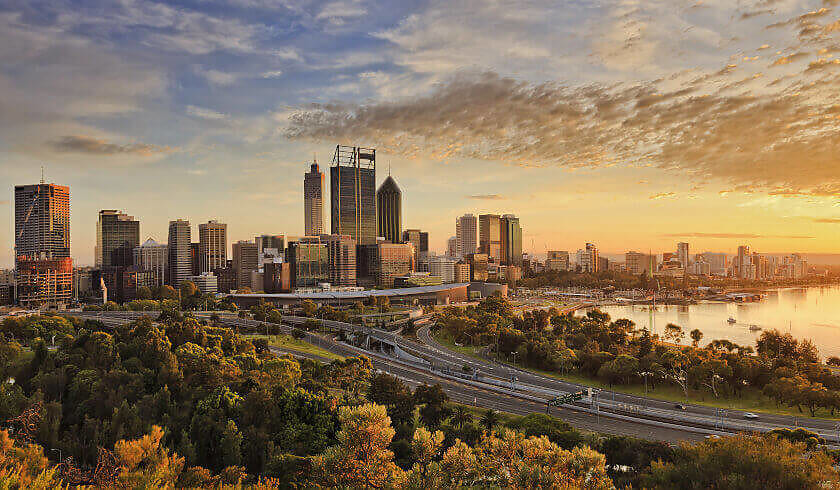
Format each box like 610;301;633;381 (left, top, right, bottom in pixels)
388;162;391;177
40;165;45;184
313;152;317;164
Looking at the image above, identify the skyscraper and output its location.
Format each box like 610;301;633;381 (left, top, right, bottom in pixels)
95;210;139;268
677;242;690;268
288;236;330;289
14;182;72;306
478;214;502;263
255;234;285;256
447;236;457;257
198;220;227;273
455;214;477;258
376;175;402;243
232;240;259;291
501;214;522;265
167;219;191;287
321;234;356;287
304;162;324;236
14;183;70;263
330;145;376;245
402;229;429;270
134;238;168;287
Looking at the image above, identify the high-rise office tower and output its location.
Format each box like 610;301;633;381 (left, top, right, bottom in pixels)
288;237;330;289
198;220;227;273
376;175;402;243
456;214;477;258
14;182;72;306
677;242;690;268
330;145;376;245
321;234;356;287
501;214;522;265
376;243;414;288
255;234;286;256
167;219;191;287
232;240;259;290
304;162;324;236
402;229;429;270
14;183;70;263
546;251;571;271
447;236;457;257
576;243;599;273
134;238;168;287
96;210;140;268
478;214;502;263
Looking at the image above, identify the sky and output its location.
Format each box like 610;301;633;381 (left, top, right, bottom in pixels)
3;0;840;267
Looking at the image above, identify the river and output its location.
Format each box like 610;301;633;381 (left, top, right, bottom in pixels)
582;286;840;358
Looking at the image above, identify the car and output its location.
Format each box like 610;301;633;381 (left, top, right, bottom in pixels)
705;435;721;440
744;412;759;420
674;404;687;410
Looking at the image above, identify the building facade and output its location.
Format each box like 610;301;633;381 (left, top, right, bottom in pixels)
376;243;414;288
428;255;457;283
456;214;477;258
454;261;471;283
478;214;502;263
467;253;489;281
304;162;324;236
330;145;376;245
232;240;259;291
198;220;227;273
576;243;599;273
376;175;402;243
625;251;655;275
501;214;522;265
288;237;330;289
188;272;218;295
167;219;192;287
402;229;428;270
546;250;570;271
133;238;168;288
677;242;690;268
95;210;139;269
321;234;356;287
14;182;72;307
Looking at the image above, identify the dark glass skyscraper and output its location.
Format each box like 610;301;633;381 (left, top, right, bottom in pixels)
376;175;401;243
96;210;140;268
330;145;376;245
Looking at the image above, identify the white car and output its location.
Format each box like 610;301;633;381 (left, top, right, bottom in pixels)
744;412;759;419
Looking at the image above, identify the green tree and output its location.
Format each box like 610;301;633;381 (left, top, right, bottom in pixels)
689;329;703;348
644;433;839;489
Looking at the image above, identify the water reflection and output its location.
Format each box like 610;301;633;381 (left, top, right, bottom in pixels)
584;285;840;357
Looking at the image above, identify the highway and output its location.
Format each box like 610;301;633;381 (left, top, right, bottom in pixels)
62;310;840;444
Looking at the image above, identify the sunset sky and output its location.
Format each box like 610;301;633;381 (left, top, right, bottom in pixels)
3;0;840;267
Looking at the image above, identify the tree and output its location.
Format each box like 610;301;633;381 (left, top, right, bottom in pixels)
644;433;839;489
113;426;185;488
664;323;684;345
689;329;703;348
450;405;473;429
158;285;178;300
136;286;153;300
480;409;500;432
414;384;452;428
310;403;405;488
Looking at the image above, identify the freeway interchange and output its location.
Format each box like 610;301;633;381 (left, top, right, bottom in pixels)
64;310;840;446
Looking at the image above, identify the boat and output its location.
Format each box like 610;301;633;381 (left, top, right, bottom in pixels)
749;324;762;331
727;317;736;324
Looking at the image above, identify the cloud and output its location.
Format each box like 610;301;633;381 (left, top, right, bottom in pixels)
813;217;840;223
662;232;816;239
186;105;228;120
286;67;840;195
262;70;284;79
0;200;8;205
198;68;239;86
466;194;506;200
48;135;171;156
649;192;676;200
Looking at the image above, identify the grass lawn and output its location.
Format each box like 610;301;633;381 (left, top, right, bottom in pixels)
432;331;840;420
243;334;345;361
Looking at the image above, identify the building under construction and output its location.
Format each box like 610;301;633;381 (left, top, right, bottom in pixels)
330;145;376;246
14;182;73;307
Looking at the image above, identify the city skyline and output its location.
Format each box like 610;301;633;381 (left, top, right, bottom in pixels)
5;1;840;267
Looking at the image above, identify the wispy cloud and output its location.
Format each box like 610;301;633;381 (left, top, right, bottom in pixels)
48;135;171;156
186;106;228;120
466;194;506;200
649;192;676;200
813;217;840;223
